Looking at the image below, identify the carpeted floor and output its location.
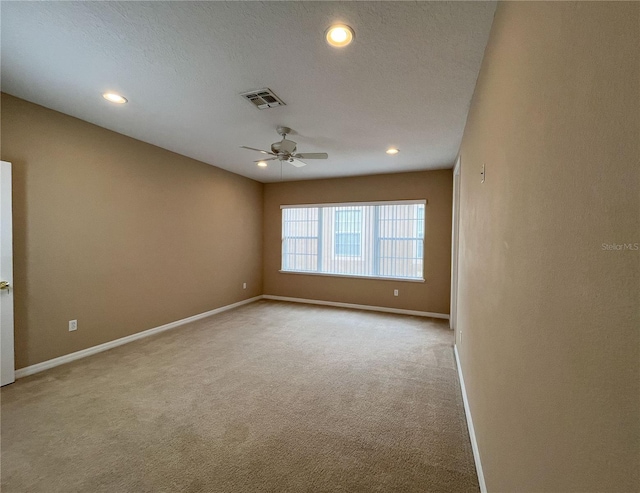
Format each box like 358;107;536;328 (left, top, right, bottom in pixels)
1;300;478;492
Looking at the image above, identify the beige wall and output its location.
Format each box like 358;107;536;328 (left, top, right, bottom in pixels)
263;171;452;314
456;2;639;492
1;94;264;369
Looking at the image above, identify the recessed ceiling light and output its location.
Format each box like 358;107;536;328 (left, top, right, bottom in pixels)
386;148;400;155
257;161;268;168
102;92;128;104
325;24;355;48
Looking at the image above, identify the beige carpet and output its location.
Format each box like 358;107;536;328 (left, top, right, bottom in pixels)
1;300;478;492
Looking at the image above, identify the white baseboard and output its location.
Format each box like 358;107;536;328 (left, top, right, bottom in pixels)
454;344;487;493
15;295;447;379
15;296;262;379
262;294;449;320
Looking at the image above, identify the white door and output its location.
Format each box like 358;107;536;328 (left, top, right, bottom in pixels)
1;161;15;386
450;157;461;330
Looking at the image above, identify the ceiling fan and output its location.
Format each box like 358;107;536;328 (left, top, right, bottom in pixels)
240;126;328;167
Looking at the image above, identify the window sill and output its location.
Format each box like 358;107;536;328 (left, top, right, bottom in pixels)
278;270;425;283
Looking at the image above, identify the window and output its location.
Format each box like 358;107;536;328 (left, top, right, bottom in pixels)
334;209;362;257
281;207;319;272
281;200;425;281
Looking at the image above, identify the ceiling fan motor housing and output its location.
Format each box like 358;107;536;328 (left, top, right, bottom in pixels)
272;139;297;155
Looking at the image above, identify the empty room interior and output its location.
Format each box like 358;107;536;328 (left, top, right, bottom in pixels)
0;2;638;492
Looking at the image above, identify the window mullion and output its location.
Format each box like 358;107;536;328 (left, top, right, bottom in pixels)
317;208;323;272
373;205;380;276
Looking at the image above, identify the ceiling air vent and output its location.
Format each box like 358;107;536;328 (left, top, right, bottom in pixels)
240;88;286;109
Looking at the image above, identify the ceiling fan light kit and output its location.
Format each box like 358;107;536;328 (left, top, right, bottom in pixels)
241;126;328;169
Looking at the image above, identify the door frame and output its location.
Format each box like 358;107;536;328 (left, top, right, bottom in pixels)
450;156;461;330
1;160;15;386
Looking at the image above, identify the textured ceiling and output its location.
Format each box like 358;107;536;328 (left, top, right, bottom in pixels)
1;1;496;183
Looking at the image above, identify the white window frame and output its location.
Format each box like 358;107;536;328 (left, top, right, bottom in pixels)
281;200;426;282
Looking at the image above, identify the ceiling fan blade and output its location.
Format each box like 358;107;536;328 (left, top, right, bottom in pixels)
253;157;278;162
289;158;307;168
294;153;328;159
240;146;275;156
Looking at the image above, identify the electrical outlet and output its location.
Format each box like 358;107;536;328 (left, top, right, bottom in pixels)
242;282;247;289
393;289;399;297
69;320;77;332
